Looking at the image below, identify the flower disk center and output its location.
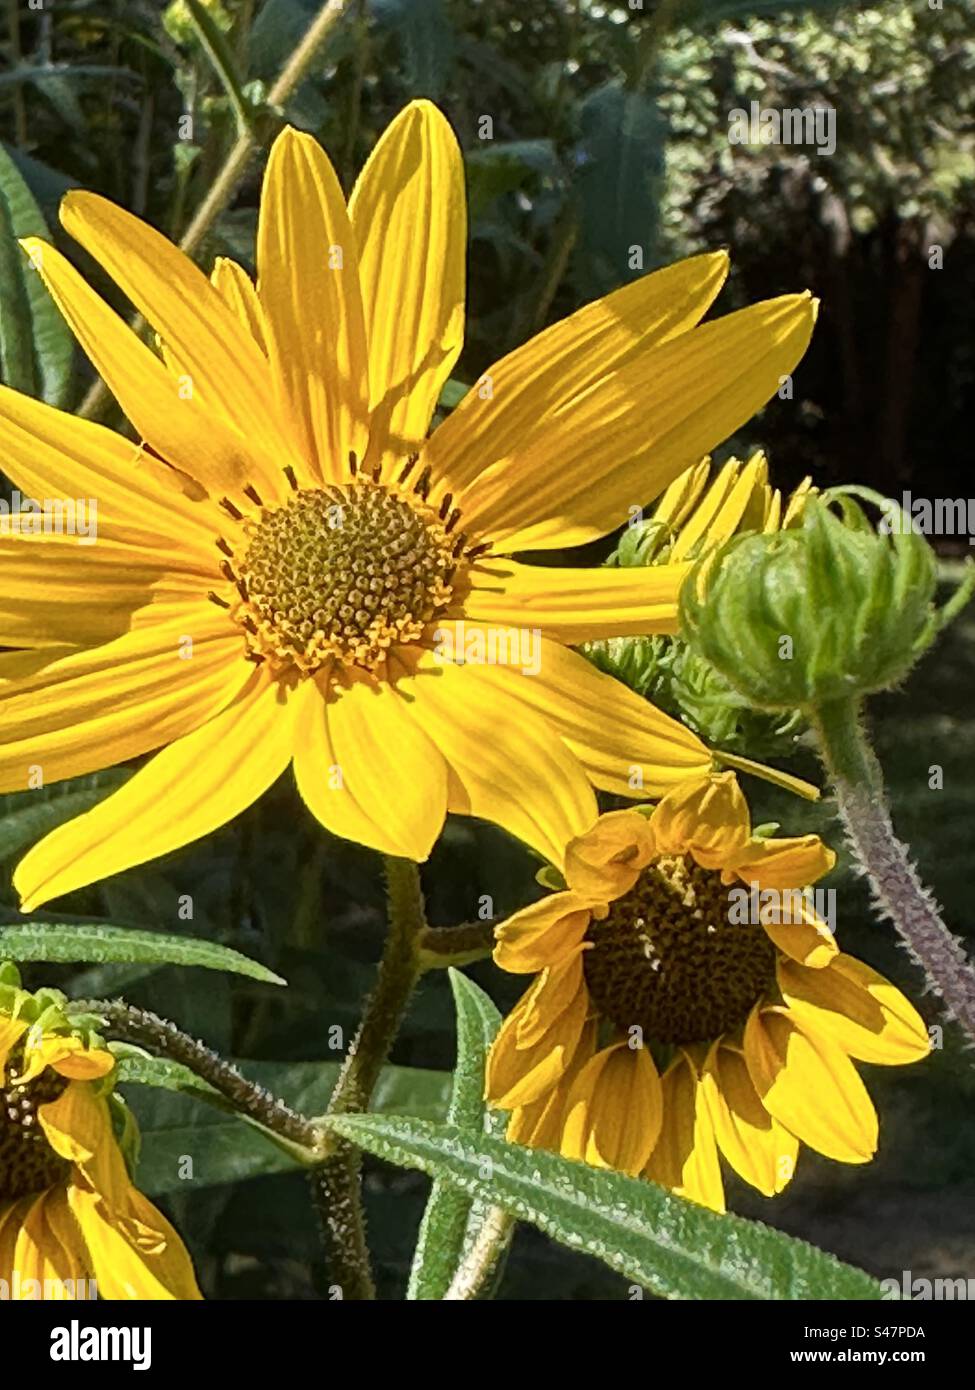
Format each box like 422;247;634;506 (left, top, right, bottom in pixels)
0;1050;72;1202
232;483;460;675
583;855;776;1045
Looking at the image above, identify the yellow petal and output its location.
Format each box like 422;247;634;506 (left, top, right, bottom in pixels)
0;615;246;794
778;953;931;1066
0;1197;34;1285
649;771;752;866
437;633;712;798
562;1041;662;1175
257;126;369;483
759;897;837;968
744;1005;878;1164
0;1017;27;1082
0;379;221;557
14;672;295;909
16;1036;114;1086
37;1081;106;1164
701;1042;797;1196
293;671;448;861
669;453;769;562
399;646;597;868
454;292;817;551
67;1182;201;1299
485;961;589;1110
56;194;296;500
644;1052;725;1211
349;100;465;452
516;950;587;1048
12;1191;81;1292
464;557;690;641
210;255;267;354
494;891;594;974
0;531;214;650
654;459;713;532
563;809;655;900
427;250;729;502
506;1019;597;1149
731;834;836;890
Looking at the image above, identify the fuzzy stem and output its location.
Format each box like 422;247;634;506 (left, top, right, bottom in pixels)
70;998;321;1149
310;857;428;1300
417;920;495;971
77;0;350;422
812;696;975;1044
442;1207;513;1301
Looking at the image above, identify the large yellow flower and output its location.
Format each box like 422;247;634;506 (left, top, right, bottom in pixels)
0;967;200;1298
1;100;816;908
485;774;930;1211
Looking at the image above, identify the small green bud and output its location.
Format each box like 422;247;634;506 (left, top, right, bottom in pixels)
679;489;974;711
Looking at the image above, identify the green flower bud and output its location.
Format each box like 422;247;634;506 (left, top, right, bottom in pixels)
679;489;974;712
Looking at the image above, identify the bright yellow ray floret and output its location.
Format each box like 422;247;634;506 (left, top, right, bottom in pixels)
1;101;818;909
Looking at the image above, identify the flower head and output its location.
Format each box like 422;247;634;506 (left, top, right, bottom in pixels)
485;774;929;1211
2;101;816;906
0;965;200;1298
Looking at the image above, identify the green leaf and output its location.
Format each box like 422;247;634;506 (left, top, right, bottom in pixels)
0;922;285;984
373;0;455;99
184;0;256;136
0;143;73;406
0;772;130;864
111;1049;219;1103
571;82;665;301
408;971;509;1299
126;1062;453;1195
327;1116;886;1301
437;377;470;410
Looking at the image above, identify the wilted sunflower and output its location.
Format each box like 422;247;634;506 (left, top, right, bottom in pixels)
1;100;816;908
0;965;200;1298
485;773;929;1211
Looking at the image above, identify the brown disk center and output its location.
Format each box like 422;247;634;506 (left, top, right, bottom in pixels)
582;855;776;1045
0;1048;72;1202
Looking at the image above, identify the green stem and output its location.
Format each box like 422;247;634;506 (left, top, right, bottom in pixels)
78;0;351;422
442;1207;513;1301
417;920;495;971
310;857;428;1300
812;696;975;1044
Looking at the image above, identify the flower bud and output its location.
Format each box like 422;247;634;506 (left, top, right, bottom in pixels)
679;490;971;711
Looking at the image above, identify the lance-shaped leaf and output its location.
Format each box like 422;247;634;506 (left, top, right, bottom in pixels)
0;921;285;984
327;1114;886;1301
0;144;73;405
408;970;512;1299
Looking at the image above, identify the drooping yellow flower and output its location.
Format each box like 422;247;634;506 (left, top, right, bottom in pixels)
0;968;200;1298
485;774;929;1212
1;101;817;908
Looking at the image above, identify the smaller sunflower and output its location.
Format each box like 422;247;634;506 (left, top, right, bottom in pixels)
0;966;200;1298
485;774;930;1212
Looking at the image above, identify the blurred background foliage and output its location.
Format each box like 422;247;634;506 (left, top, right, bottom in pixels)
2;0;974;1299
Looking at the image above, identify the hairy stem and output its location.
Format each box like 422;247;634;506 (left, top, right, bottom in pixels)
70;998;321;1149
78;0;350;421
812;697;975;1044
417;920;496;971
310;857;428;1300
442;1207;513;1302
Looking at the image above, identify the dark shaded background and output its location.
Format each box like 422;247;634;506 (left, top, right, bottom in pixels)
1;0;973;1298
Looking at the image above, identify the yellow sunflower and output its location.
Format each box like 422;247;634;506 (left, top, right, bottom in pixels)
0;966;200;1298
485;773;930;1212
1;100;816;909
